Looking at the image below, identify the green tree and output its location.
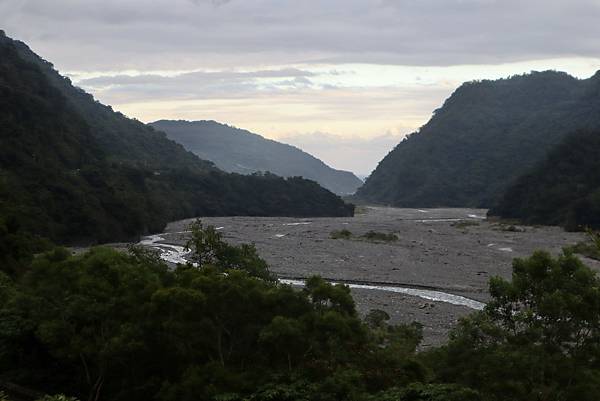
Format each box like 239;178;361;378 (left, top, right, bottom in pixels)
36;395;80;401
369;383;480;401
258;316;306;372
186;220;272;280
588;228;600;251
432;251;600;401
1;225;428;401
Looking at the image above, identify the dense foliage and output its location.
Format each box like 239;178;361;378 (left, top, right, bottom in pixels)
357;70;600;208
150;120;363;195
0;31;353;244
429;249;600;401
488;129;600;230
2;222;600;401
0;222;428;401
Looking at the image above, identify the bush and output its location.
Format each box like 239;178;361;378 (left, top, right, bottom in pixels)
36;395;80;401
431;250;600;400
564;229;600;260
362;231;398;242
330;229;352;239
451;220;480;229
0;225;423;401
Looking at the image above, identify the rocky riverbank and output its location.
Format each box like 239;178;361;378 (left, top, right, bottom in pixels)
140;207;588;346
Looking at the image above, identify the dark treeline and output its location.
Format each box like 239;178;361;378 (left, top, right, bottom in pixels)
0;31;353;245
489;129;600;230
2;222;600;401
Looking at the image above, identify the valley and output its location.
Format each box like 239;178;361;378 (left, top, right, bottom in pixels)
139;206;592;346
1;14;599;399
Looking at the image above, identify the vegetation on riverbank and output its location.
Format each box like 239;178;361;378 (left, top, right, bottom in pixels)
362;231;398;242
330;229;398;242
330;229;353;239
564;230;600;260
2;221;600;401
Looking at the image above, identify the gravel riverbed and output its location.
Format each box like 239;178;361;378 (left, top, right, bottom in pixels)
141;207;591;347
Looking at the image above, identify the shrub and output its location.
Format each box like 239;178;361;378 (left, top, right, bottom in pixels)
36;395;80;401
362;231;398;242
451;220;480;229
330;229;352;239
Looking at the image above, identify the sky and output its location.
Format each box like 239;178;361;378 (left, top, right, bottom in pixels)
2;0;600;176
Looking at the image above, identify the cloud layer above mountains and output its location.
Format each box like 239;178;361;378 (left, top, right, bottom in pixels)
2;0;599;173
4;0;600;69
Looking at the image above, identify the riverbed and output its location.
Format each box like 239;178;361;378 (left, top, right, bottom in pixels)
139;207;588;346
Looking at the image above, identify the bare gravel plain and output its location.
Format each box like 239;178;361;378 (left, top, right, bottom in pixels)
149;207;592;347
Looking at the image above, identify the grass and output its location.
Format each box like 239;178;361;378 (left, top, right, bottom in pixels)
330;229;352;239
330;228;398;242
361;231;398;242
354;206;369;215
565;242;600;261
565;230;600;261
501;224;526;232
451;220;480;229
491;223;526;232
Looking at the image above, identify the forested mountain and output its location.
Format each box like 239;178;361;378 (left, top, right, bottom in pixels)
488;129;600;230
356;71;600;207
150;120;363;195
0;31;353;244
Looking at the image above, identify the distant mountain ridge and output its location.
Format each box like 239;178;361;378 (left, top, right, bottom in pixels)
0;31;353;243
150;120;363;195
356;70;600;207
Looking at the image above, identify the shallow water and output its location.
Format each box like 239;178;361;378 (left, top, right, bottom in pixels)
139;233;485;310
139;234;192;265
280;279;484;310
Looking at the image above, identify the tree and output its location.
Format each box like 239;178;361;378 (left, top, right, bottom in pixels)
588;228;600;251
433;251;600;401
1;224;428;401
186;220;273;280
369;383;481;401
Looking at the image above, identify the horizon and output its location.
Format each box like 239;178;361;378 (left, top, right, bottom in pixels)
2;0;600;175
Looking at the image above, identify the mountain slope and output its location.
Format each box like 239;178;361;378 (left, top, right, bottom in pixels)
0;31;353;243
356;71;600;207
150;120;363;195
488;129;600;230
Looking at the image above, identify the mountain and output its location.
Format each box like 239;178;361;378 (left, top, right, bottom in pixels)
150;120;364;195
355;71;600;207
0;31;353;244
488;129;600;230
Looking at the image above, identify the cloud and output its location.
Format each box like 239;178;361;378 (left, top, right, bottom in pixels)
189;0;233;5
2;0;600;71
71;67;323;103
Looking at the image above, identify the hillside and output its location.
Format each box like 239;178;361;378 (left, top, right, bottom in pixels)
356;71;600;207
150;120;363;195
488;129;600;230
0;31;353;244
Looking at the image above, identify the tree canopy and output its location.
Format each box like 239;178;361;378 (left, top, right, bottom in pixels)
488;129;600;230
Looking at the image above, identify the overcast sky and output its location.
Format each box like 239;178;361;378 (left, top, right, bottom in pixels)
2;0;600;175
